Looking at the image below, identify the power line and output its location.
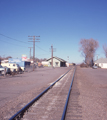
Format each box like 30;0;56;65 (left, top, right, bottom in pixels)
0;33;49;52
0;33;29;44
36;53;50;57
0;39;27;47
35;45;49;52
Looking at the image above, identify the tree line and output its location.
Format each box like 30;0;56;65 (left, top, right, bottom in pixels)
0;56;12;61
0;56;47;63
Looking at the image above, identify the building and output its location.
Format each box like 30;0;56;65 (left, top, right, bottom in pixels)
94;58;107;68
8;58;31;71
47;56;67;67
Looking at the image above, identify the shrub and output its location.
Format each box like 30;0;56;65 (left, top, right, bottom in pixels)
80;63;88;68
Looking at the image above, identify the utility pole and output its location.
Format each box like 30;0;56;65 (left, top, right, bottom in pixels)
67;56;69;62
28;36;40;71
50;45;56;68
51;45;53;68
28;47;33;59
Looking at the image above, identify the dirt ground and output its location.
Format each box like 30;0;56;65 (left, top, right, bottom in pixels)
0;67;70;120
76;66;107;120
0;66;107;120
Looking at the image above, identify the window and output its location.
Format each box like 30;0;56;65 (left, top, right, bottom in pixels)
55;62;58;66
17;64;19;67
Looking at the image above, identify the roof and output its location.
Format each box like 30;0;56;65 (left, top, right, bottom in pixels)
95;58;107;63
47;56;66;62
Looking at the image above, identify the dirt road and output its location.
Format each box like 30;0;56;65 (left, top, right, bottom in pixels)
74;67;107;120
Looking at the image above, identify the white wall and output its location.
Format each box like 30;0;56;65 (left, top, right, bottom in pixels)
41;61;49;66
47;58;60;67
98;63;107;68
66;63;69;67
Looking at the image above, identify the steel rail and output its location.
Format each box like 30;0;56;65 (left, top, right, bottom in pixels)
61;66;76;120
9;68;72;120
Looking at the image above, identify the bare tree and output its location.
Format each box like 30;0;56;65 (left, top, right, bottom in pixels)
103;44;107;58
5;56;12;59
79;38;99;66
30;56;47;62
0;56;12;60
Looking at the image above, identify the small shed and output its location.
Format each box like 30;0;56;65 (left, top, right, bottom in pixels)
94;58;107;68
47;57;67;67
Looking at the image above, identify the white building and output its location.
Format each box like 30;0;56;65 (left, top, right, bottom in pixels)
41;61;49;66
94;58;107;68
47;56;67;67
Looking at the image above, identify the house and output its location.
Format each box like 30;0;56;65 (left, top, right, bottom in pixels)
94;58;107;68
47;56;67;67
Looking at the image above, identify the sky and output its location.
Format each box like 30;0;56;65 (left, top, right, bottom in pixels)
0;0;107;64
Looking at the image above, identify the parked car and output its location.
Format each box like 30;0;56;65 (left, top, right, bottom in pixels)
38;62;43;68
92;65;98;69
4;66;11;75
0;65;5;75
0;65;12;75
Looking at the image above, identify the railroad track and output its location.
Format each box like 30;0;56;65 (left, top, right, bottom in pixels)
9;66;78;120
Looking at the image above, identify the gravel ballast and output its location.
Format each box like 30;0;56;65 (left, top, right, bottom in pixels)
0;67;70;120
